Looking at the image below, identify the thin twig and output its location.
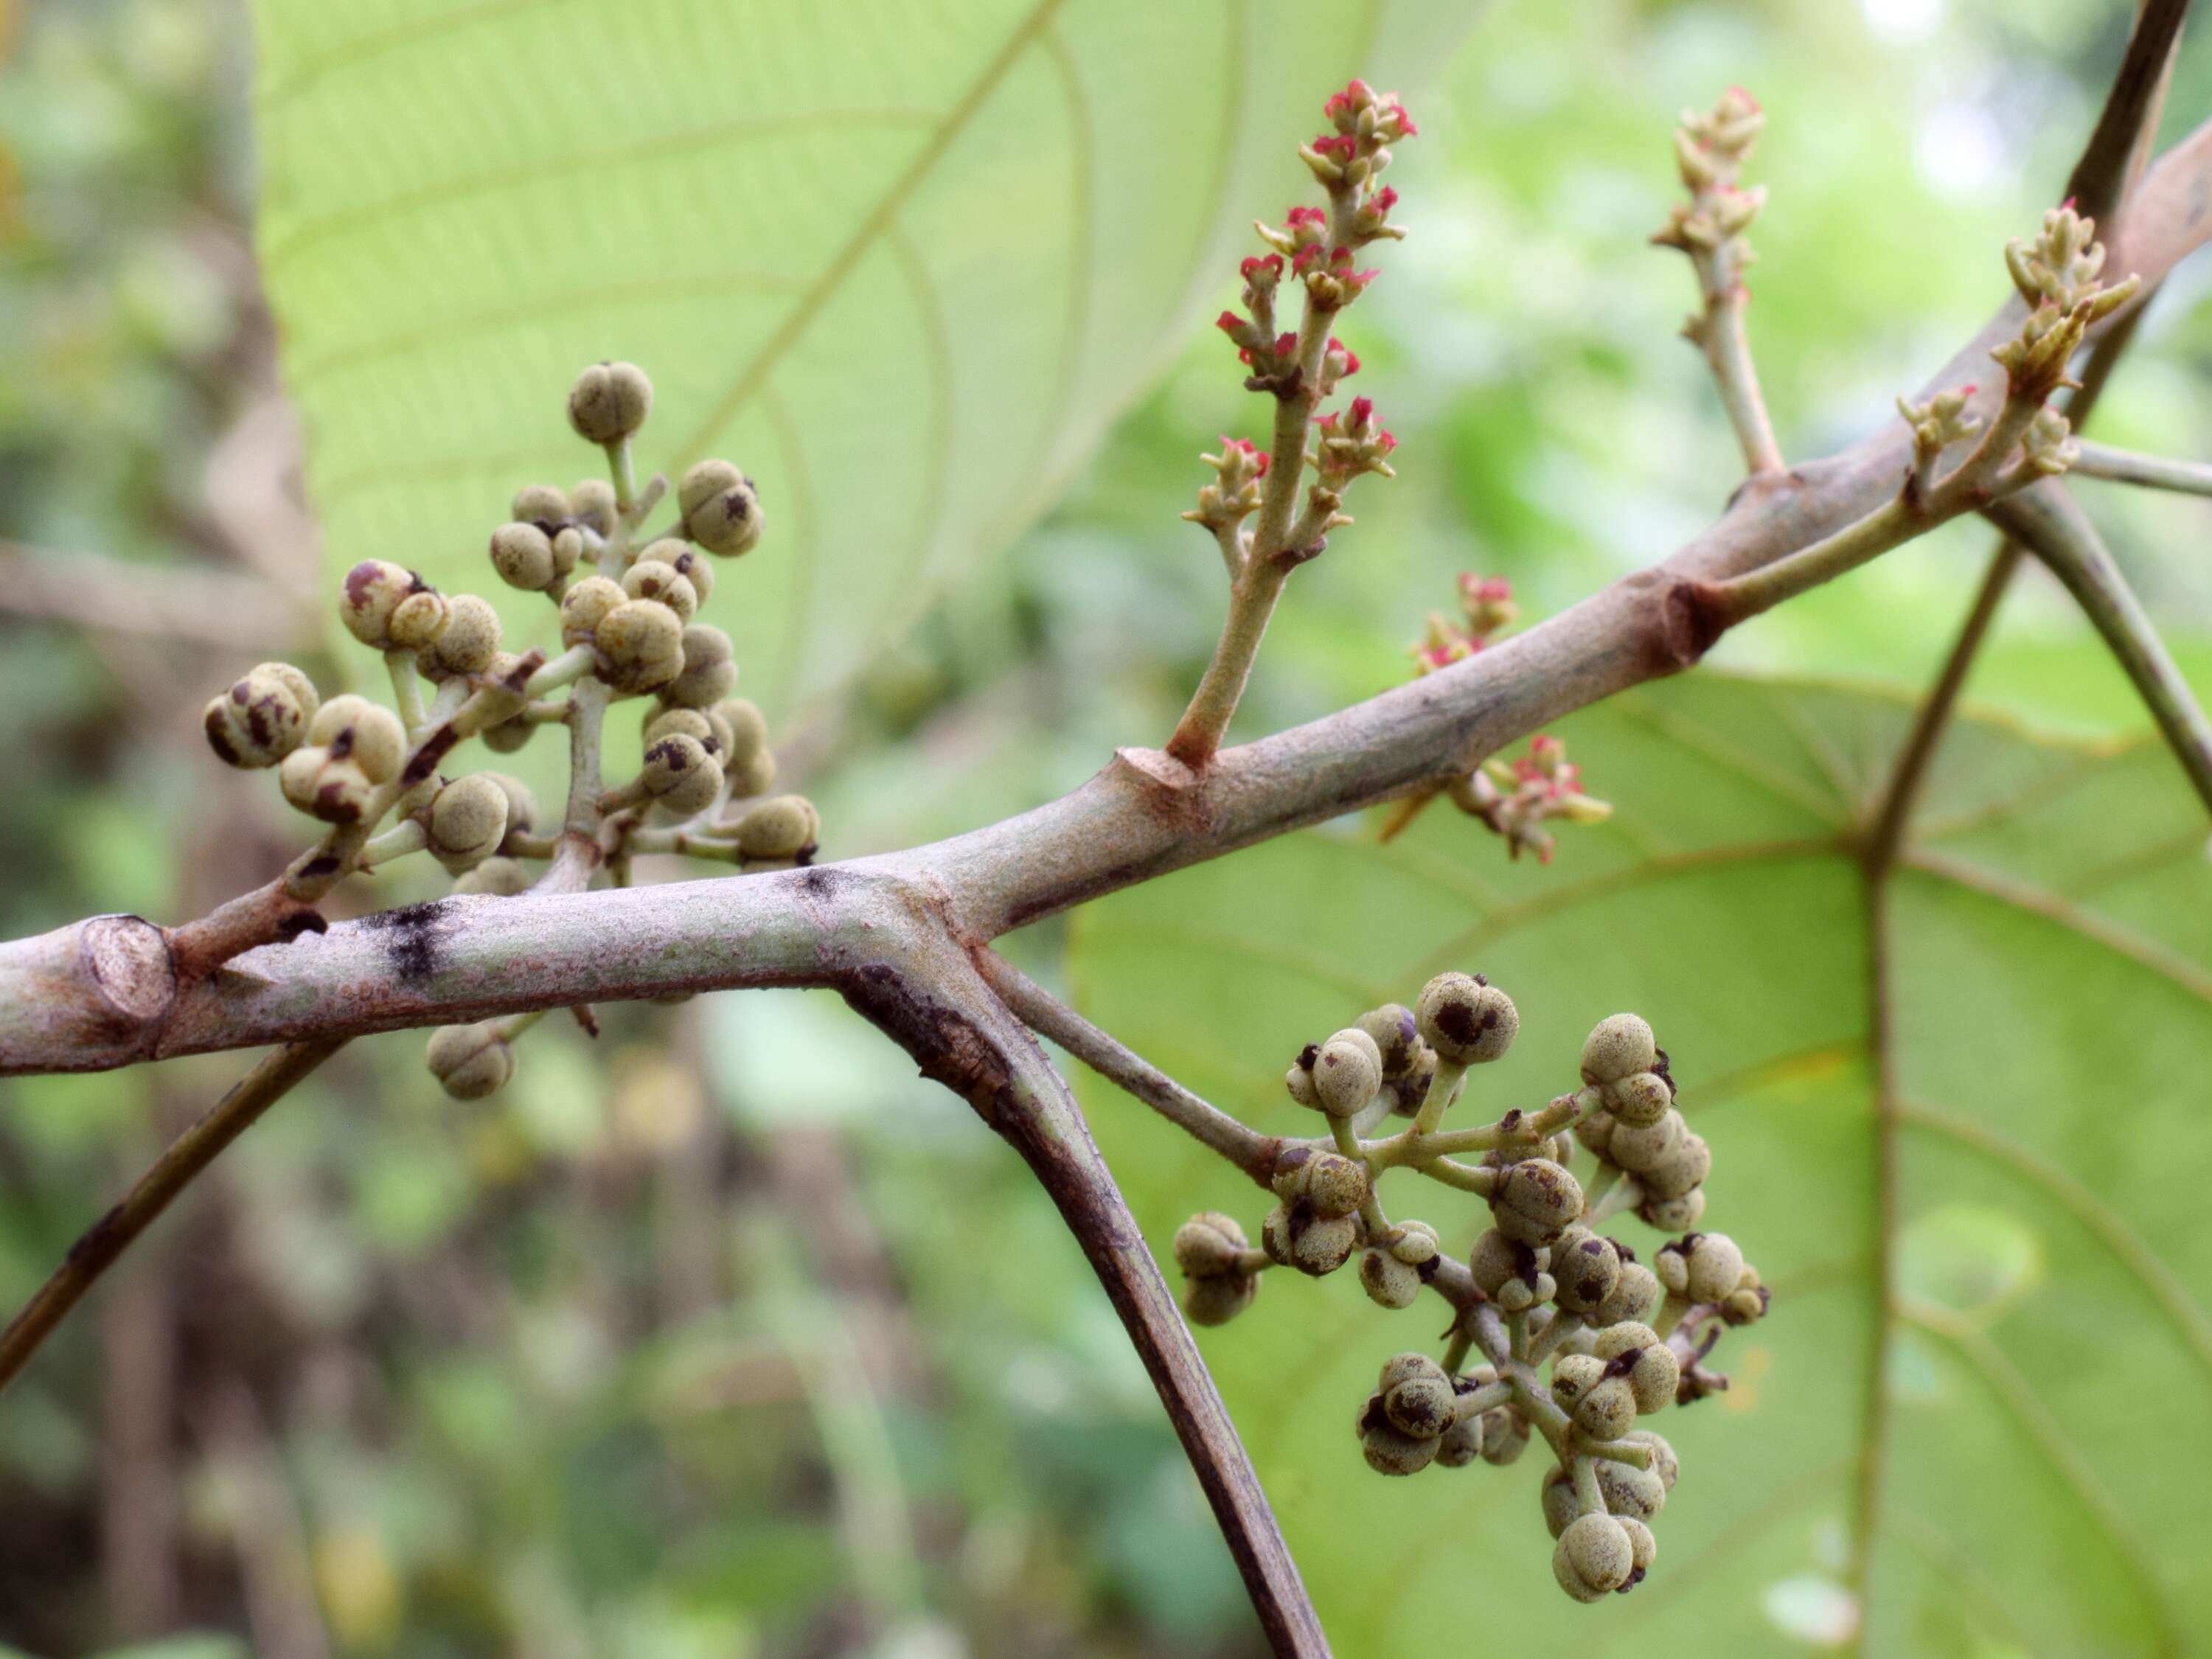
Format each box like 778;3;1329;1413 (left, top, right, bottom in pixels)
978;951;1281;1186
2067;439;2212;495
0;1038;345;1395
1987;481;2212;818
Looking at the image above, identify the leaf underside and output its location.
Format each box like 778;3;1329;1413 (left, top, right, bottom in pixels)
247;0;1475;719
1071;672;2212;1658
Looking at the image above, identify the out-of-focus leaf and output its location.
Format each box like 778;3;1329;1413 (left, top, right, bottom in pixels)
246;0;1480;717
1071;672;2212;1655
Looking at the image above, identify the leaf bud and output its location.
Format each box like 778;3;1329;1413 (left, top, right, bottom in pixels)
425;1021;515;1100
567;360;653;445
1581;1013;1657;1085
1415;971;1519;1065
204;661;319;768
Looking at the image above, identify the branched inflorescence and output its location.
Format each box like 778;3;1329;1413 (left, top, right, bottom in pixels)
1167;80;1415;770
198;364;819;1101
1171;975;1769;1602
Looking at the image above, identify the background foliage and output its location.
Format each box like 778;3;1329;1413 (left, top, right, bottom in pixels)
1;0;2208;1654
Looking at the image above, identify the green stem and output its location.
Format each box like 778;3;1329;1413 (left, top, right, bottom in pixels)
385;650;428;736
2067;439;2212;497
526;644;597;698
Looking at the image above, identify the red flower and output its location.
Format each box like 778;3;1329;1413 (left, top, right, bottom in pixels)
1287;205;1327;229
1326;337;1360;377
1239;253;1283;282
1215;310;1244;337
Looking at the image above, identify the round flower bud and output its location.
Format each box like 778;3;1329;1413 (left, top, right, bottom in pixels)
1382;1045;1436;1117
622;559;698;622
1575;1376;1637;1440
1415;971;1519;1065
732;793;820;861
666;544;717;604
1388;1219;1440;1267
1676;1232;1745;1304
725;749;773;800
1541;1466;1579;1539
717;698;769;765
1609;1070;1673;1127
1382;1365;1455;1441
339;560;428;646
1581;1013;1657;1085
1642;1189;1708;1232
698;703;737;757
560;575;627;646
481;713;537;754
1312;1027;1382;1116
483;770;540;836
569;478;618;538
204;661;319;768
1576;1105;1618;1158
1723;1281;1770;1326
596;599;686;692
279;749;375;823
662;623;736;707
1284;1049;1321;1110
451;856;532;897
1554;1231;1624;1316
1549;1352;1605;1409
426;774;510;872
567;360;653;444
1358;1409;1439;1476
425;1021;514;1100
1490;1158;1583;1248
678;459;764;556
387;588;451;650
490;522;558;591
1554;1512;1633;1602
430;594;503;674
1289;1211;1358;1277
1356;1004;1420;1076
644;706;719;756
1172;1211;1250;1278
1641;1132;1711;1200
1478;1405;1529;1467
511;483;569;528
1360;1248;1420;1310
1627;1429;1680;1491
1183;1275;1257;1327
1495;1270;1555;1314
1607;1109;1686;1175
1593;1261;1662;1329
550;527;584;578
1436;1411;1486;1469
1618;1515;1657;1577
640;734;726;818
1470;1227;1545;1297
309;694;406;785
1272;1147;1367;1220
1596;1458;1667;1523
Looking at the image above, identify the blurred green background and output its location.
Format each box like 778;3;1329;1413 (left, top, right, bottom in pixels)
3;0;2210;1655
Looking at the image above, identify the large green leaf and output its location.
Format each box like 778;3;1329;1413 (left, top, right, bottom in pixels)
1070;672;2212;1656
246;0;1473;716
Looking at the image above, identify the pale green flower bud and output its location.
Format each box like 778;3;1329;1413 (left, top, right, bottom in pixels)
1607;1108;1686;1175
1554;1230;1624;1316
1627;1428;1680;1491
662;623;736;707
569;478;619;538
567;360;652;444
1640;1131;1711;1200
622;559;698;622
678;459;764;556
426;774;510;871
732;793;820;860
1641;1188;1707;1232
1581;1013;1657;1085
425;1021;514;1100
1576;1105;1618;1158
1489;1157;1582;1248
451;856;533;897
597;599;686;693
339;560;430;647
1597;1457;1667;1521
1575;1376;1637;1440
1550;1352;1604;1410
1478;1405;1529;1467
511;483;570;527
309;693;406;785
430;594;503;675
1618;1514;1657;1577
1415;970;1518;1065
1183;1276;1258;1327
1380;1354;1455;1440
1172;1211;1251;1278
387;588;451;650
1470;1227;1546;1296
717;698;768;765
1313;1027;1382;1116
1593;1261;1662;1329
278;748;376;823
560;575;627;645
204;661;319;768
1356;1003;1420;1076
644;706;719;756
1553;1512;1633;1601
1541;1465;1578;1538
640;734;725;818
1608;1069;1673;1127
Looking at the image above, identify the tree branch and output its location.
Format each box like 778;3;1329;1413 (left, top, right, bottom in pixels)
1986;480;2212;818
839;935;1328;1657
2067;439;2212;495
0;1038;344;1394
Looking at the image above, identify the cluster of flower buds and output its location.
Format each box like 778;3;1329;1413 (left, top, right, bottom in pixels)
1444;734;1613;864
1991;203;2139;406
199;360;819;1109
1411;573;1520;674
1190;83;1413;570
1652;88;1765;350
1170;975;1768;1602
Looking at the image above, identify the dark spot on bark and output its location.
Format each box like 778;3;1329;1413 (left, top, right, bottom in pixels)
313;782;361;822
298;854;342;880
66;1203;125;1267
1416;1255;1439;1281
403;726;460;787
361;898;456;984
272;911;327;942
1500;1107;1522;1131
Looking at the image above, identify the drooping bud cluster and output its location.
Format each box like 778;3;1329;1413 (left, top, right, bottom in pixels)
1169;973;1771;1603
195;360;819;1110
1442;734;1613;864
1411;574;1520;674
